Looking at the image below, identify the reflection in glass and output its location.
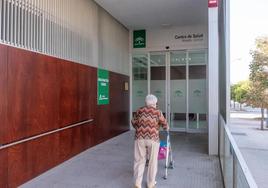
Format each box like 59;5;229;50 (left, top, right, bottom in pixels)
132;54;148;112
188;50;207;131
150;52;166;114
170;51;187;130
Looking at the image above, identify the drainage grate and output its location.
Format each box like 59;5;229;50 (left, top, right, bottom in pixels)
231;132;247;136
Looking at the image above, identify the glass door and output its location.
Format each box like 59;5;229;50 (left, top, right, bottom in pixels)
132;50;207;133
132;53;148;114
169;51;187;131
149;52;167;117
188;50;208;132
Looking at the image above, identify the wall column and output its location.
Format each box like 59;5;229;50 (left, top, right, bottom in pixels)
208;5;219;155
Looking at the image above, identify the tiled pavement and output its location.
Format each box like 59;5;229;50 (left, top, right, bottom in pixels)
20;131;223;188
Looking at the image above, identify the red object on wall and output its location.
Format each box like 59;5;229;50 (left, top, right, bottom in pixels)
208;0;218;8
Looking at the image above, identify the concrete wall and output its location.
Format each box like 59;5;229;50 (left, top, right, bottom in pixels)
98;8;129;75
208;6;219;155
0;0;129;75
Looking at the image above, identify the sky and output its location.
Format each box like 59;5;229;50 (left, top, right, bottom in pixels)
230;0;268;84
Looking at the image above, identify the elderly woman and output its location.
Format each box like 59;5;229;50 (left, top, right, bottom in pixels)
132;94;169;188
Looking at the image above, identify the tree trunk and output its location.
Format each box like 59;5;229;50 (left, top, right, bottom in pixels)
261;107;264;130
233;101;235;109
234;101;236;109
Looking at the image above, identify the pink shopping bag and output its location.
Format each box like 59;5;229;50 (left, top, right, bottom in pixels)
158;146;167;160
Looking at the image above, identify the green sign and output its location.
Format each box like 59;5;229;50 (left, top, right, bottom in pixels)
97;69;109;105
133;30;146;48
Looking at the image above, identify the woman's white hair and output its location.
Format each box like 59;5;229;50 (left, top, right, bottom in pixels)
145;94;158;107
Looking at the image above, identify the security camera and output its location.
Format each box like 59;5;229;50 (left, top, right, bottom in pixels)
165;46;170;50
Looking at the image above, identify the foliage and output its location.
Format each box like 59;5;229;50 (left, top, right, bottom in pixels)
231;81;250;107
247;37;268;109
247;36;268;129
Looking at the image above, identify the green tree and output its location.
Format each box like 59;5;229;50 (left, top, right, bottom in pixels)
247;37;268;130
236;81;250;110
231;84;238;108
231;81;250;110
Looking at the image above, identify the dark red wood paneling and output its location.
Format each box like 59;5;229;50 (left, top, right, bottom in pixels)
59;122;94;162
77;64;97;121
96;104;111;143
7;48;60;143
28;133;59;177
110;72;130;136
59;60;79;127
90;67;97;120
0;44;8;144
8;143;30;188
0;149;8;188
110;73;121;136
59;126;81;161
96;71;129;144
88;67;98;146
80;123;94;150
8;133;59;188
1;43;130;187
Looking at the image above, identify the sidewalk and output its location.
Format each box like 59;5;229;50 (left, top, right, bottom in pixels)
20;131;223;188
230;111;268;188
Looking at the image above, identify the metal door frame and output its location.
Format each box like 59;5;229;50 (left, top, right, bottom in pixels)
148;49;208;133
167;50;189;132
148;50;188;132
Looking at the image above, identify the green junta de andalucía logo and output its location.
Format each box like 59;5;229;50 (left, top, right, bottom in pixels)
133;30;146;48
135;37;145;45
193;89;201;97
175;90;183;97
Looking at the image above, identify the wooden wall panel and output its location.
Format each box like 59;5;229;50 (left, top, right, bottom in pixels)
8;132;59;188
77;65;97;121
0;44;8;144
8;142;30;188
96;105;111;143
0;149;8;188
110;72;130;136
59;126;81;161
95;71;129;144
80;123;95;150
90;68;97;119
7;48;60;143
28;134;59;177
59;122;94;162
110;73;121;137
0;44;130;187
59;60;79;127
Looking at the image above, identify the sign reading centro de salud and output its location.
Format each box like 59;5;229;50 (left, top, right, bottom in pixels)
133;30;146;48
174;33;204;42
97;69;109;105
